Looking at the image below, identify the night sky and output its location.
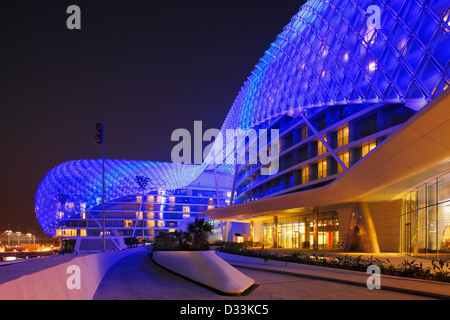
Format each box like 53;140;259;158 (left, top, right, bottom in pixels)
0;0;305;237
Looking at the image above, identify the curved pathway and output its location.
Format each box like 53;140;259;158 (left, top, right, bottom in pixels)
93;251;433;300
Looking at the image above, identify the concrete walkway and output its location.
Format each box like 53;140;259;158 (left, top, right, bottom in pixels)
216;251;450;299
94;250;437;300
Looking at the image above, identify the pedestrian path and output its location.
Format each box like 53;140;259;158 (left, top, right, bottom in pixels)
94;250;433;300
216;251;450;300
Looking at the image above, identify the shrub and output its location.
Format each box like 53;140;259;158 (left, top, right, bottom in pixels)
152;218;213;251
216;245;450;283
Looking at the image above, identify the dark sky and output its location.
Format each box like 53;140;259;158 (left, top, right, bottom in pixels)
0;0;304;237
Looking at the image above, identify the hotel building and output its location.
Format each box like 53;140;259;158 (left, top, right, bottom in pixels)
36;0;450;257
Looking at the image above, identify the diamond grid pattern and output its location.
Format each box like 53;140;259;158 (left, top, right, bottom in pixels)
35;160;204;235
220;0;450;131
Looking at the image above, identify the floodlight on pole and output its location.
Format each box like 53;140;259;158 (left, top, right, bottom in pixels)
6;230;12;247
16;231;22;247
135;176;150;241
57;193;69;255
96;121;106;252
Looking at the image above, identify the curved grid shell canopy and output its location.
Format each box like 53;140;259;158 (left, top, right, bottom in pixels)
35;160;203;236
220;0;450;132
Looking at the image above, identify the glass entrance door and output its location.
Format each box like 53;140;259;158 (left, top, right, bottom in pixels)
405;223;411;254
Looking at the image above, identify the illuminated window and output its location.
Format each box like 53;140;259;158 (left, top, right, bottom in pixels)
361;142;377;157
147;221;155;228
183;213;190;218
318;159;327;179
124;220;133;228
317;136;327;155
169;196;175;203
338;152;350;173
62;229;77;237
136;212;143;220
337;126;349;148
136;196;142;203
182;206;190;212
207;206;215;210
302;166;309;184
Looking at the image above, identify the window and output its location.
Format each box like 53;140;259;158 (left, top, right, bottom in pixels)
299;126;308;140
337;126;349;147
182;206;190;213
124;220;133;228
361;141;377;157
382;105;415;130
354;114;377;140
302;166;309;184
297;146;308;162
317;136;327;155
318;159;327;179
338;152;350;173
314;114;327;131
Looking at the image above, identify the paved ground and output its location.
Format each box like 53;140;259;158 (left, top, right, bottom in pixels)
93;251;435;300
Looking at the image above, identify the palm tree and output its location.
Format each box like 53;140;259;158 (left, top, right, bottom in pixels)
173;230;190;250
153;231;176;251
187;218;213;250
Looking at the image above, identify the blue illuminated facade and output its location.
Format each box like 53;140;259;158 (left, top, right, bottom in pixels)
221;0;449;132
35;0;449;251
35;160;231;238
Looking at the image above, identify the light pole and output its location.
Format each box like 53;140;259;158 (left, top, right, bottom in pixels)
16;231;22;247
6;230;12;247
96;121;105;252
57;194;69;255
135;176;150;243
27;233;32;245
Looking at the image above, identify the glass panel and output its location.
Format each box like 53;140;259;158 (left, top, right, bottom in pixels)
411;210;418;255
418;185;426;209
411;190;417;211
262;220;274;248
405;192;411;213
417;208;426;256
438;173;450;203
427;182;437;207
427;205;437;255
437;202;450;258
